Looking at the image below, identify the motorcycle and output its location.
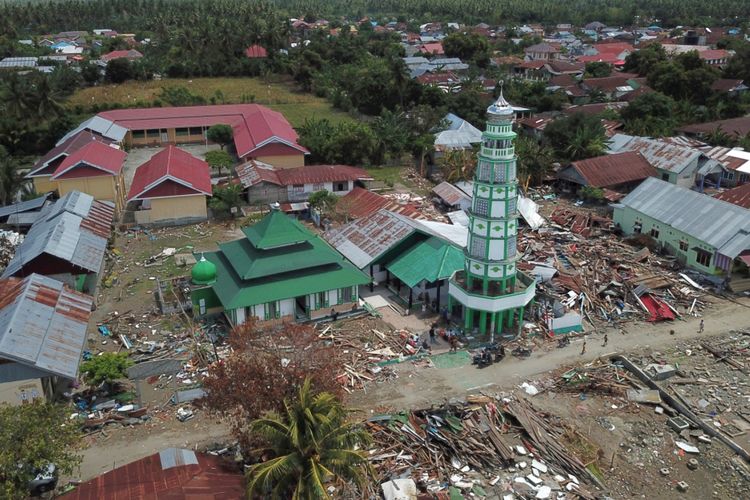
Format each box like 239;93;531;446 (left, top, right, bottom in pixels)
472;343;506;368
557;336;570;348
511;346;532;359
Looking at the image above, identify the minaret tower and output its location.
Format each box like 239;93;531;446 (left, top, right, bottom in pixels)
448;87;536;337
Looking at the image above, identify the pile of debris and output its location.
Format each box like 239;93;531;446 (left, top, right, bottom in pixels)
317;318;432;392
367;396;600;498
518;209;711;332
0;229;21;272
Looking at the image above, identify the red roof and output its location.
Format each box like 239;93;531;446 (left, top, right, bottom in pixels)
339;187;423;219
128;146;211;201
236;162;371;188
60;448;245;500
517;60;546;70
416;72;460;85
244;44;268;58
419;42;444;55
52;141;126;180
28;131;113;178
714;183;750;209
578;54;624;65
101;49;143;62
562;151;656;188
99;104;307;159
698;49;730;61
591;42;633;55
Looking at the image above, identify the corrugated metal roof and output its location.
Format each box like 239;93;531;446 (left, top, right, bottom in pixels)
608;134;703;174
325;209;417;268
715;183;750;209
2;192;113;277
434;113;482;149
0;273;92;380
386;237;464;288
56;116;128;146
561;151;656;188
0;194;49;219
432;181;471;206
338;187;424;220
616;178;750;258
59;449;245;499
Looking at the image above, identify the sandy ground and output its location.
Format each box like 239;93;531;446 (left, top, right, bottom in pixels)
347;297;750;411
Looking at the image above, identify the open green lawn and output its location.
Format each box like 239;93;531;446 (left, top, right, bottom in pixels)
66;77;354;127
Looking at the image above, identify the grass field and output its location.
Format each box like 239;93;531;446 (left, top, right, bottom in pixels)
66;77;354;127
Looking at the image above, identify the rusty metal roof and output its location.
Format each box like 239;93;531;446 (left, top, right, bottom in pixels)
0;273;92;379
561;151;656;188
432;181;471;207
325;209;418;268
608;134;703;174
338;187;424;220
60;448;245;499
715;183;750;209
2;191;114;278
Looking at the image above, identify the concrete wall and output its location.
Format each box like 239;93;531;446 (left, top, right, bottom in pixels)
32;176;58;195
613;205;720;274
56;173;125;214
254;154;304;169
134;195;207;225
287;180;354;200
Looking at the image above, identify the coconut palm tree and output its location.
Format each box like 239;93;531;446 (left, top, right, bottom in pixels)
0;147;22;206
516;136;554;187
246;378;371;499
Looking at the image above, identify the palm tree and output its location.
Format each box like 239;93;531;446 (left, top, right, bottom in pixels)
247;378;371;499
516;137;554;187
440;148;476;183
566;126;608;161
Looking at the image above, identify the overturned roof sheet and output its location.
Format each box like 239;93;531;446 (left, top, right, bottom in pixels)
0;273;92;379
432;181;471;207
1;191;114;278
615;178;750;258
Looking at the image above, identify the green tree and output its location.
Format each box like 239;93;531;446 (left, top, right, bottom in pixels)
105;58;133;83
204;150;234;176
0;401;82;499
442;32;490;66
584;61;612;78
440;148;476;183
159;86;206;106
246;378;371;499
206;124;234;150
79;352;133;386
80;62;101;85
622;44;667;76
307;190;338;216
209;184;243;215
544;113;608;161
0;146;22;205
579;185;605;202
620;92;678;136
371;109;409;164
515;136;554;187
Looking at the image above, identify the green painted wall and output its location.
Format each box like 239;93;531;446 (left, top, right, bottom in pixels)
191;286;222;312
613;205;721;274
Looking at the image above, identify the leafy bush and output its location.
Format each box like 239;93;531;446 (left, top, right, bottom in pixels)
80;352;133;386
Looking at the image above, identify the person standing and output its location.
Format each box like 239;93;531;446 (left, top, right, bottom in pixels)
602;333;608;347
429;323;437;344
698;319;704;333
580;338;587;355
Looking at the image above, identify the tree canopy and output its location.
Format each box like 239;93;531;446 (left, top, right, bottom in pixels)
543;112;609;161
206;124;234;150
246;378;371;499
0;402;82;499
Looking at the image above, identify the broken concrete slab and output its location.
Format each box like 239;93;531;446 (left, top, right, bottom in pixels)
627;389;663;404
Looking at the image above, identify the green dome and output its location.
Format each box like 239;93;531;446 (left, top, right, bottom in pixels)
191;255;217;285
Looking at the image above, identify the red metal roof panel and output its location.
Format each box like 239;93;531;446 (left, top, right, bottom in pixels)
715;183;750;209
128;146;211;200
52;141;126;179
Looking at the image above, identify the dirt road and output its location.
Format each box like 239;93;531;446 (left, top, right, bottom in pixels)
348;297;750;411
75;415;230;481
